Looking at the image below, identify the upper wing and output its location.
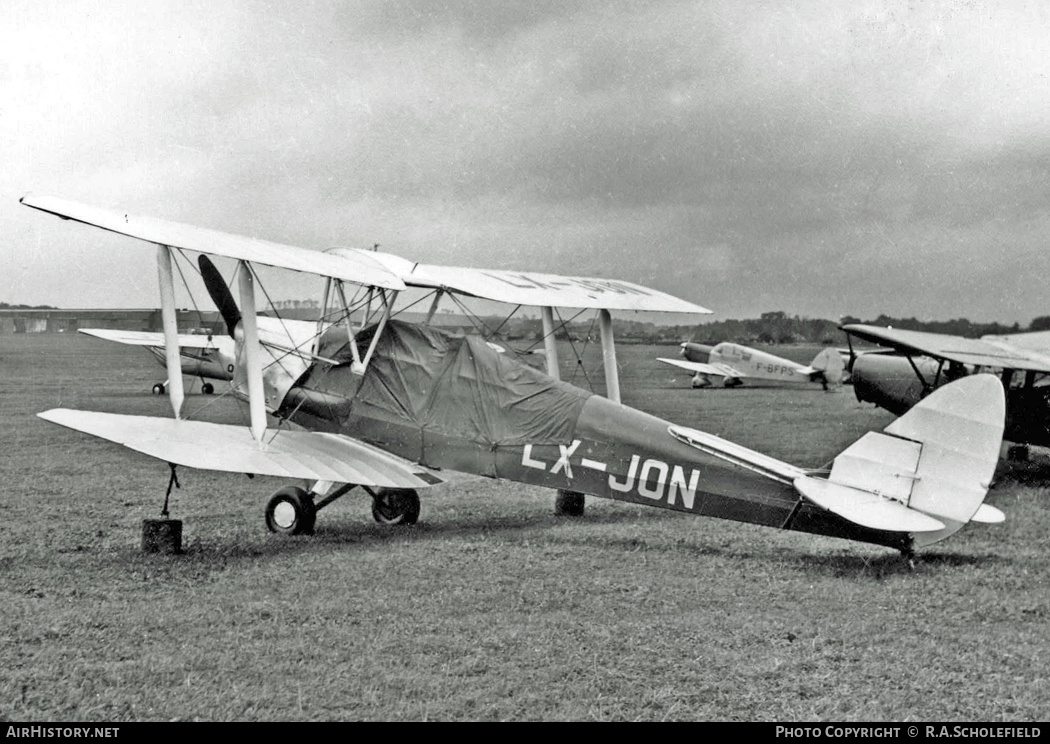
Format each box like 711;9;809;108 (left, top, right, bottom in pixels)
329;247;710;313
841;323;1050;373
656;357;746;378
79;328;220;350
39;409;443;488
21;194;405;290
980;329;1050;353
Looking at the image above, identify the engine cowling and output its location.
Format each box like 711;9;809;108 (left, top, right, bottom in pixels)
850;353;941;415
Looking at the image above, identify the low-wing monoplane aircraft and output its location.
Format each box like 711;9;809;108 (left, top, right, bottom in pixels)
841;323;1050;452
22;194;1007;559
79;328;235;395
658;341;844;390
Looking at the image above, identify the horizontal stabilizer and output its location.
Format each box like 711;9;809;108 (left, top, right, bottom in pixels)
970;503;1006;524
793;476;945;532
39;409;443;489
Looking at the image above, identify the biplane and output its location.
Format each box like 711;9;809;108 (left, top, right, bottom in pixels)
79;328;235;395
22;194;1007;559
842;323;1050;451
658;341;844;390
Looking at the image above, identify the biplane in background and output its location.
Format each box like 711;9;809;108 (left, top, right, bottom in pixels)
22;194;1007;560
658;341;844;390
81;322;505;397
842;323;1050;453
79;328;235;395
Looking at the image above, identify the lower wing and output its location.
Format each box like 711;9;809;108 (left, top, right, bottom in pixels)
656;358;746;379
80;328;220;350
39;409;443;488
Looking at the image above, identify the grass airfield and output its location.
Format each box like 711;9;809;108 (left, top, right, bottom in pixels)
1;333;1047;721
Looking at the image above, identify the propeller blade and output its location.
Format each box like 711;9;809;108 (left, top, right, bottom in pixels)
199;255;242;338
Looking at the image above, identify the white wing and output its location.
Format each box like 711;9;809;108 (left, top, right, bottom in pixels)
39;409;442;488
657;357;747;378
79;328;220;350
22;194;406;290
329;247;710;313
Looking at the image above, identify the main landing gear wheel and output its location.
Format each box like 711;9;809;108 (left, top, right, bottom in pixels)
265;486;317;535
370;488;420;525
152;383;166;395
201;382;215;395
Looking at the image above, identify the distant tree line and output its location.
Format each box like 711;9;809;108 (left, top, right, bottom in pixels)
469;311;1050;346
0;302;56;310
609;311;1045;346
837;314;1027;339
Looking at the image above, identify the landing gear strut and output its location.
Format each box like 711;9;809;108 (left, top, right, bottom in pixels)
263;483;422;534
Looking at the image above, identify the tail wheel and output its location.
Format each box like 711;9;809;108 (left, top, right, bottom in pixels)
265;486;317;535
201;382;215;395
152;383;166;395
371;488;420;525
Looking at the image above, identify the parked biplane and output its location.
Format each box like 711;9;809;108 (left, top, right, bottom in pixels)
658;341;844;390
22;194;1007;559
79;327;235;395
842;323;1050;452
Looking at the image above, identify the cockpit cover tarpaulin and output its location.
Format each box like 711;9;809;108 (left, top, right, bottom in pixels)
339;320;592;447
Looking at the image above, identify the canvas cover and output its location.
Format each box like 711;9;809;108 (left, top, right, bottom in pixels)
313;320;592;448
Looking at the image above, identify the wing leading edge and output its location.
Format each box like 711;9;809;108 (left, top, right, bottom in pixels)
328;247;711;314
79;328;221;350
21;194;406;290
656;357;746;379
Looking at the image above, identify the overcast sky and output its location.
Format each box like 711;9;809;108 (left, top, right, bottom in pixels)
3;1;1049;324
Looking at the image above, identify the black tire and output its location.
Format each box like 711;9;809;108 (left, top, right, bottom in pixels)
152;383;166;395
371;488;420;525
265;486;317;535
201;382;215;395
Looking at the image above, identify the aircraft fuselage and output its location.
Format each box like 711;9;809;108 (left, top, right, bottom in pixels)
280;321;906;550
147;345;233;382
682;341;818;384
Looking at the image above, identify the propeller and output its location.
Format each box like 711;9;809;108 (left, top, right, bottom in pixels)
199;255;242;338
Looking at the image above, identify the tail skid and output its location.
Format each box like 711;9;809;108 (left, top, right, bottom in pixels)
672;374;1005;547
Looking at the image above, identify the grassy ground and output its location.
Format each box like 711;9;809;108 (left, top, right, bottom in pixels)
0;334;1047;721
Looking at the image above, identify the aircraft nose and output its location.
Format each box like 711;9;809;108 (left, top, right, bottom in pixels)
850;354;928;415
681;342;713;364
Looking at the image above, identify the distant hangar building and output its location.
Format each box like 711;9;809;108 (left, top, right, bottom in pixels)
0;308;219;335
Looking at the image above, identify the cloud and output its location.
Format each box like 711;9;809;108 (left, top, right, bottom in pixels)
4;1;1050;323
